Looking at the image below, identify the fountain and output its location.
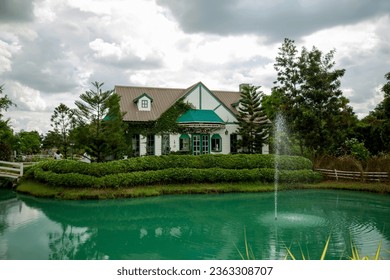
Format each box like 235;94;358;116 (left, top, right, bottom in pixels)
274;112;289;220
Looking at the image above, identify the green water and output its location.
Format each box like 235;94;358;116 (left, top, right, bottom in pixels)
1;189;389;260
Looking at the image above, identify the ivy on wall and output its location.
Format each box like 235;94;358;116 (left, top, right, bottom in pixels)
125;99;192;136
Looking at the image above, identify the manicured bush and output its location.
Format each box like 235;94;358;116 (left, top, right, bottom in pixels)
28;154;313;178
27;164;321;189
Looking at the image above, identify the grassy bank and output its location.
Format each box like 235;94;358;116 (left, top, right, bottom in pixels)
16;180;390;200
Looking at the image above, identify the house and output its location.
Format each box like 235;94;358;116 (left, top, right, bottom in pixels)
115;82;269;156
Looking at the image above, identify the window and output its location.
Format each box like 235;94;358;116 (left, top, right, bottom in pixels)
161;134;170;155
132;134;140;157
230;134;238;154
146;134;155;155
211;134;222;152
179;134;190;151
141;99;148;108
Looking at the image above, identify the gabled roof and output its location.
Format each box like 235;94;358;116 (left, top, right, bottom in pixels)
133;93;153;103
115;82;241;122
177;109;224;124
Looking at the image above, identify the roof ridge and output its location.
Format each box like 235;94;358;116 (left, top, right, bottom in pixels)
115;85;186;91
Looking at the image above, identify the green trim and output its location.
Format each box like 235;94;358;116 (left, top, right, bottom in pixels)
177;109;224;124
133;93;153;103
211;134;222;152
213;104;222;111
192;134;210;155
179;134;190;151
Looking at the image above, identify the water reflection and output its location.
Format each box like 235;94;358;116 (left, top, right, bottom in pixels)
0;189;389;260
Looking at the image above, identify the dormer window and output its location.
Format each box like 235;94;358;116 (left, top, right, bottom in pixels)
133;93;153;111
141;100;149;109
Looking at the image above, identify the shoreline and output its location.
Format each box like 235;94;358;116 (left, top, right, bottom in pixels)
14;180;390;200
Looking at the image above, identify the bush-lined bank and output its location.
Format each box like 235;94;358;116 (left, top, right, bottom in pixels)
24;154;320;189
29;167;321;189
16;180;390;200
33;154;313;177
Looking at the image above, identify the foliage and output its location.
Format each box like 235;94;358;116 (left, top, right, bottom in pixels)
0;120;15;160
366;154;390;173
29;154;313;177
125;98;191;152
0;84;16;120
28;165;321;189
0;85;16;160
268;38;357;157
314;155;363;172
25;154;319;188
343;138;370;162
74;82;126;161
49;103;76;158
236;84;269;153
15;130;42;155
358;72;390;154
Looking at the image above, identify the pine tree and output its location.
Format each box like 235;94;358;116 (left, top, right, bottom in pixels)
74;82;125;161
236;84;269;153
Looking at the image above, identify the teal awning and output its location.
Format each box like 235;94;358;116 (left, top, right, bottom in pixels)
177;109;224;124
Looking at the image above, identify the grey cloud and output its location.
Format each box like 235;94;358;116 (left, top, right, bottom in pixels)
4;32;81;93
0;0;35;22
157;0;390;42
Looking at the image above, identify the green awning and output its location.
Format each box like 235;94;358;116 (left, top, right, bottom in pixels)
177;109;224;124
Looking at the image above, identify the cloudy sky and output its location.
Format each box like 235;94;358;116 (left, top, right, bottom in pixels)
1;0;389;133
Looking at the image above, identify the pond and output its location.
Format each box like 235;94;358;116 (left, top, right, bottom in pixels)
1;189;389;260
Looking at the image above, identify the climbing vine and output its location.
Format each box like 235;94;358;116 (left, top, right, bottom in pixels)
126;99;192;136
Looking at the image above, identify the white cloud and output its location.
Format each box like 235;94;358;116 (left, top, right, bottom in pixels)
1;0;389;133
6;81;47;111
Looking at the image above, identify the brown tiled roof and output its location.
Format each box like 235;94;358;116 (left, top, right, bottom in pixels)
213;90;241;115
115;83;241;122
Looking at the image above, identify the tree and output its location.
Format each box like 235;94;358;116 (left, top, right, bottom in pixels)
236;84;269;153
100;92;127;160
359;72;390;154
0;85;16;160
74;82;125;161
50;103;75;158
271;38;357;157
15;131;41;155
0;85;15;119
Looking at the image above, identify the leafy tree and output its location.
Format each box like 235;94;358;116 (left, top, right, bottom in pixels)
74;81;125;161
343;138;370;162
0;85;15;119
100;92;127;160
236;84;269;153
15;131;41;155
50;103;75;158
41;130;62;151
0;120;15;160
270;38;357;157
359;72;390;154
0;85;16;160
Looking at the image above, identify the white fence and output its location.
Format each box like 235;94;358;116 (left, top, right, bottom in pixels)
0;161;35;179
316;168;389;182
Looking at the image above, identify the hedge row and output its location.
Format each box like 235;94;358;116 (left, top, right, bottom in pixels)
29;167;322;189
33;154;313;177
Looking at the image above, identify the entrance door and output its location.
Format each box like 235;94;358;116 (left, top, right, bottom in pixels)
201;135;209;154
192;134;209;155
193;135;201;155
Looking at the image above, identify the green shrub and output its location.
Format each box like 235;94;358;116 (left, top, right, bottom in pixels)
29;154;313;178
25;154;318;189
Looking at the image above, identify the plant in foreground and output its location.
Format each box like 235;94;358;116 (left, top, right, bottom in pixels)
237;232;387;260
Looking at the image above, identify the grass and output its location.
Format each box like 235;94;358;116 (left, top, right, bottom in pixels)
15;179;390;200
